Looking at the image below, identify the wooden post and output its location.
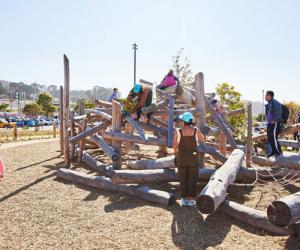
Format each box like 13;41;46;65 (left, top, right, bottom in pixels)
79;100;85;115
53;123;56;138
63;55;70;167
167;96;175;148
13;123;17;140
59;86;64;155
78;118;87;163
246;102;252;167
219;107;227;155
194;72;206;167
70;110;76;159
112;100;122;169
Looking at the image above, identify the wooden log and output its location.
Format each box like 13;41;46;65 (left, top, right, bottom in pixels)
267;191;300;227
82;151;113;177
205;96;237;149
279;139;300;149
104;131;166;146
78;118;87;163
139;79;171;98
124;114;147;141
95;100;112;108
94;107;112;114
206;108;245;121
70;110;76;159
128;155;176;170
56;168;176;206
136;121;168;137
198;144;227;163
219;200;294;236
152;109;197;116
69;121;110;143
246;102;253;167
87;109;112;121
12;123;17;140
149;116;168;128
112;100;122;169
63;54;70;167
79;100;85;115
251;154;300;170
201;125;220;137
59;86;64;155
142;99;169;114
167;96;175;148
53;123;56;138
197;149;244;214
90;134;119;162
253;123;300;141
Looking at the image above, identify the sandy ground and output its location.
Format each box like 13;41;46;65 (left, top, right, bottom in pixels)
1;140;300;249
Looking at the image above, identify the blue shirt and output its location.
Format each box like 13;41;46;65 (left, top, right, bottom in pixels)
108;92;119;102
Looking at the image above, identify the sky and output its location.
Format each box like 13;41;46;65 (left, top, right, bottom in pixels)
0;0;299;102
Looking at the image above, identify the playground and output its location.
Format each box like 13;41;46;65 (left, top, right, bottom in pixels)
1;140;299;249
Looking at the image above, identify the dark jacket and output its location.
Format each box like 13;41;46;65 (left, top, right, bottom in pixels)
265;98;282;124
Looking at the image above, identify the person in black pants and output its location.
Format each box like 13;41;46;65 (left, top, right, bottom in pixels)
265;90;282;157
294;112;300;141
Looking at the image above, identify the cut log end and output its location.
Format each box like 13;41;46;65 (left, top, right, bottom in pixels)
267;201;291;227
197;195;215;214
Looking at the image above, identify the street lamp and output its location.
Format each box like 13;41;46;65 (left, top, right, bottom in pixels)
262;90;265;123
132;43;138;85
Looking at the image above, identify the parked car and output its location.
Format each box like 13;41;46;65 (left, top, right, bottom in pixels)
24;118;35;127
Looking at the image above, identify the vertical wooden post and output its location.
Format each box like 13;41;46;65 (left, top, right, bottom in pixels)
70;110;76;159
78;118;87;163
53;123;56;138
167;96;175;148
79;101;85;116
219;107;227;155
246;102;253;167
112;100;122;169
194;72;206;167
63;55;70;167
59;86;64;155
13;123;17;140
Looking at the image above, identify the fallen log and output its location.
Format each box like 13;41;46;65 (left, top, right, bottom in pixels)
219;200;294;236
82;151;113;177
267;191;300;227
57;168;176;206
251;154;300;170
253;123;300;141
124;115;147;141
128;155;176;170
279;139;300;149
70;121;110;143
89;135;119;162
197;149;244;214
198;144;227;163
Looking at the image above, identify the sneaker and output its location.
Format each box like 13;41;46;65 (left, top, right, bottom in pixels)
180;198;187;207
186;199;196;207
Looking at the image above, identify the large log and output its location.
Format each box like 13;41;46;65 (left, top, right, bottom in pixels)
112;101;122;169
82;151;113;177
253;123;300;141
206;108;245;121
197;149;244;214
63;55;70;167
78;118;87;163
219;200;294;236
89;134;119;162
87;109;112;121
70;110;76;159
59;86;64;155
137;121;168;137
279;139;300;149
128;155;176;170
267;192;300;227
205;96;237;149
152;109;196;116
246;102;253;167
56;168;176;206
149;116;168;128
95;100;112;108
251;154;300;170
198;144;227;163
124;115;147;141
69;121;110;143
167;96;175;148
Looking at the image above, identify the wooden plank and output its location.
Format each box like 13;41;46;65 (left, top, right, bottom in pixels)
78;118;87;163
197;149;244;214
167;96;175;148
63;55;70;167
59;86;64;155
70;110;76;159
112;100;122;169
246;102;253;167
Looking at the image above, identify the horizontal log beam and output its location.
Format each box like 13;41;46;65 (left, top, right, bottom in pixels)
279;139;300;148
89;135;119;162
251;154;300;170
82;151;113;177
124;115;147;141
87;109;112;121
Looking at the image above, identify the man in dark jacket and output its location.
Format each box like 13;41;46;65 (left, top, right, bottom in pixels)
265;90;282;157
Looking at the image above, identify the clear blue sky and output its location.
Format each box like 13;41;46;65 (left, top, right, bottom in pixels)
0;0;299;102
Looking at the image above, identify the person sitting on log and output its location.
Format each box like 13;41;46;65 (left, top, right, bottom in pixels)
127;83;153;121
173;112;205;207
107;88;120;102
265;90;283;157
158;69;179;90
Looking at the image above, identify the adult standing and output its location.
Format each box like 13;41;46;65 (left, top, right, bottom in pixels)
173;112;205;206
265;90;282;157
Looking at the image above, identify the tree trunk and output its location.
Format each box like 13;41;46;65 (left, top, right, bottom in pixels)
219;200;294;236
251;154;300;170
82;151;113;177
56;168;176;206
197;149;244;214
267;191;300;227
69;121;110;143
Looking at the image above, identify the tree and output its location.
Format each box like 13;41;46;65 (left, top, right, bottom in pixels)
255;113;266;122
0;103;9;112
23;103;42;117
284;101;300;125
74;99;96;111
172;48;194;86
215;83;246;143
0;83;8;95
36;92;56;116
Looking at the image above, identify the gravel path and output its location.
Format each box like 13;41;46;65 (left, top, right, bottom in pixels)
0;141;299;249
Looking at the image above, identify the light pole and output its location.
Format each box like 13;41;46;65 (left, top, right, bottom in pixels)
262;90;265;123
132;43;138;84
